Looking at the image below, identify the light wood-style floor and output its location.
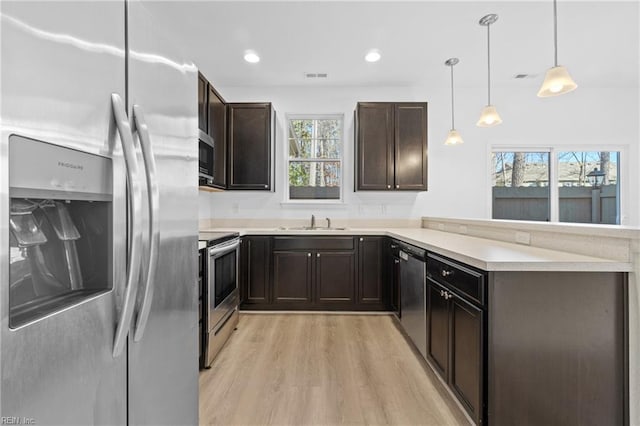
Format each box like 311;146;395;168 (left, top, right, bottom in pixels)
199;314;469;426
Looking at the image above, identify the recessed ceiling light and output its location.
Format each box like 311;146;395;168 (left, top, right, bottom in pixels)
244;51;260;63
365;49;381;63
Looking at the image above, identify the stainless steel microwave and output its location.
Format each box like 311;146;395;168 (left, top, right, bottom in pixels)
198;139;214;185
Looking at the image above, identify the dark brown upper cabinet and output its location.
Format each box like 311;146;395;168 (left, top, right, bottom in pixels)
227;103;274;191
208;85;227;189
355;102;428;191
197;73;208;135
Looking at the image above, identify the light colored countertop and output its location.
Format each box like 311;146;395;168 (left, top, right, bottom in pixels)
199;227;632;272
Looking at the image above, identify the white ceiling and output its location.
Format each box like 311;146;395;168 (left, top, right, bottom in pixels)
148;1;639;89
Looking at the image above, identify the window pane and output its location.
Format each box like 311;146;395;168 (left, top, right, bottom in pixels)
558;151;619;224
492;152;550;221
289;161;341;200
288;119;340;159
288;119;313;158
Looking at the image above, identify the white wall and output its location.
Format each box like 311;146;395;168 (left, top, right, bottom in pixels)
200;84;639;225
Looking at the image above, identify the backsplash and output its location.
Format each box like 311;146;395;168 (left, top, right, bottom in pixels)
422;217;639;262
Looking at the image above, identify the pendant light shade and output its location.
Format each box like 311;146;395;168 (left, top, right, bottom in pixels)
477;14;502;127
477;105;503;127
537;65;577;97
444;58;463;146
537;0;578;97
444;129;464;146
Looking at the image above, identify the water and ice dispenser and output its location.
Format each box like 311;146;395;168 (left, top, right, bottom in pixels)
8;135;113;328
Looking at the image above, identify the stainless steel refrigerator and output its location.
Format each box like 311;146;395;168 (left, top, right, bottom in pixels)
1;1;199;424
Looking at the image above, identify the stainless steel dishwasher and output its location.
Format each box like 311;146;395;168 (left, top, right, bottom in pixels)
396;241;427;359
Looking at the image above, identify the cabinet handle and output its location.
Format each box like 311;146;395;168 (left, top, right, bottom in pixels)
440;290;445;297
387;185;391;189
441;269;453;277
264;184;268;188
359;237;364;242
396;185;400;189
394;259;400;264
317;253;320;258
307;253;311;257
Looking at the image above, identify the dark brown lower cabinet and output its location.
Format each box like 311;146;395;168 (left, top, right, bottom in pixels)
316;251;356;304
273;251;312;305
240;236;271;305
427;253;487;425
450;294;483;424
427;278;485;425
358;236;385;308
427;281;449;378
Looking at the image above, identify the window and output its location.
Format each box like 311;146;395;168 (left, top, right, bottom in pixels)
492;152;550;221
557;151;619;224
287;115;342;201
491;149;620;224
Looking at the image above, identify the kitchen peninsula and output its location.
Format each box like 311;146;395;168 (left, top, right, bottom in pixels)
199;217;636;425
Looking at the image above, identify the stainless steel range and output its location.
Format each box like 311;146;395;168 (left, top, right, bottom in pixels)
199;232;240;367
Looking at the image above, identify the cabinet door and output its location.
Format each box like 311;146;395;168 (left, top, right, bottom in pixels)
356;103;394;190
427;281;449;380
208;85;227;188
358;236;385;305
273;251;312;304
450;295;483;425
241;237;271;305
227;103;272;190
394;103;427;190
316;251;355;304
197;73;208;134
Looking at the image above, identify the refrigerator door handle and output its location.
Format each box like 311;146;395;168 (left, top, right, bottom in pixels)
111;93;144;357
131;105;160;342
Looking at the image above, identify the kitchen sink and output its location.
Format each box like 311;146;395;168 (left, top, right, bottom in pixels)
275;226;349;231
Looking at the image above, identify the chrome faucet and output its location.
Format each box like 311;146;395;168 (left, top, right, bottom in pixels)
310;214;316;229
326;217;331;229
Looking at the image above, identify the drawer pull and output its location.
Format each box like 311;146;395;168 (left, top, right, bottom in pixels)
441;269;453;277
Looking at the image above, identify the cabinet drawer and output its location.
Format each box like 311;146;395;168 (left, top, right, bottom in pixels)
427;253;486;306
273;236;354;251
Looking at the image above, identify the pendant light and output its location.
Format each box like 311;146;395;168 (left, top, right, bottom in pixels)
444;58;463;146
477;14;502;127
537;0;577;97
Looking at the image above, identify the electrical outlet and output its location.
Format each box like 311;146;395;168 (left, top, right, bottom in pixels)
458;225;468;234
515;231;531;245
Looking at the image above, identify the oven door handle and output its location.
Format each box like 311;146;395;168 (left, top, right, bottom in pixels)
111;93;143;358
131;105;160;343
208;239;240;257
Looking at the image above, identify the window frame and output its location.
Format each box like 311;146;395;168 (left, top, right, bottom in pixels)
489;145;626;225
284;113;345;204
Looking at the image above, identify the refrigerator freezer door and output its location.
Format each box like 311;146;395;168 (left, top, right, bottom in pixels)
0;1;128;424
127;1;199;424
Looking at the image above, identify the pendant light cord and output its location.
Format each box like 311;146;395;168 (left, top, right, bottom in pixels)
553;0;559;66
450;64;455;129
487;24;492;105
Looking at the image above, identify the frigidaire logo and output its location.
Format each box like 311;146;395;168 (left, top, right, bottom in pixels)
58;161;83;171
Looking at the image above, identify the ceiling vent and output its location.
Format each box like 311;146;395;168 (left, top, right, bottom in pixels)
514;73;537;79
304;72;328;79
